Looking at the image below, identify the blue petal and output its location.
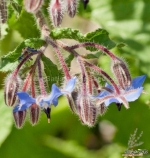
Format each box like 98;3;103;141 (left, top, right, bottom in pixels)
105;98;120;106
105;83;114;90
131;75;146;89
40;84;62;106
124;87;143;102
17;92;36;105
63;77;76;93
13;103;31;112
52;98;59;106
95;90;110;98
94;83;114;98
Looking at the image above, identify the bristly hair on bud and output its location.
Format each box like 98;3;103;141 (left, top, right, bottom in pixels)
30;103;40;125
4;74;21;107
96;103;107;116
24;0;43;13
66;93;78;114
111;57;132;89
66;0;78;18
13;110;26;129
77;94;97;127
0;0;7;23
48;0;65;27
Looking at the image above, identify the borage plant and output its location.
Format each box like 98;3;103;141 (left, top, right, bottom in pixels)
0;0;146;128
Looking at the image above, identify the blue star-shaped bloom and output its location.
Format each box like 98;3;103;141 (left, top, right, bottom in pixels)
39;76;77;107
13;92;36;112
95;75;146;108
13;77;77;112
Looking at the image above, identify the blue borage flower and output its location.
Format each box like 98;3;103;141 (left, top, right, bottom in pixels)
94;75;146;108
13;93;36;112
39;76;76;107
13;77;76;112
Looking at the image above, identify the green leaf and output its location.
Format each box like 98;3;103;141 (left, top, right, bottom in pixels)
0;90;13;146
85;51;101;59
41;55;63;90
13;11;40;38
0;38;45;72
11;1;22;16
65;54;74;68
50;28;116;51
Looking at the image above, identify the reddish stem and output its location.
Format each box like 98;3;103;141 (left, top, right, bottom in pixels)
86;62;120;94
46;37;71;81
70;42;117;60
12;50;39;77
37;59;47;95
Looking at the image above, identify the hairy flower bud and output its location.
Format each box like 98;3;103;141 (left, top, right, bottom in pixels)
66;93;78;114
96;103;107;115
49;0;64;27
67;0;78;18
24;0;43;13
13;110;26;128
111;57;131;89
77;95;97;127
30;103;40;125
4;74;21;107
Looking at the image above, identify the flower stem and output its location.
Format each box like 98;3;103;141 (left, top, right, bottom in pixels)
85;62;120;94
22;53;41;92
69;42;117;59
12;48;40;77
57;41;120;94
37;56;47;95
46;37;71;81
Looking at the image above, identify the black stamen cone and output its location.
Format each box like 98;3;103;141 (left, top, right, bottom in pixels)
116;103;122;111
43;107;51;123
82;0;89;9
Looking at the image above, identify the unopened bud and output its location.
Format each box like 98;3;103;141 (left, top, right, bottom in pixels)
67;0;78;18
24;0;43;13
96;103;107;115
13;110;26;128
49;0;64;27
111;57;131;89
4;74;21;107
30;103;40;125
66;93;78;114
77;95;97;127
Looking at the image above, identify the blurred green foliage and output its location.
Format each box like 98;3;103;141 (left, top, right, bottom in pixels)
0;0;150;158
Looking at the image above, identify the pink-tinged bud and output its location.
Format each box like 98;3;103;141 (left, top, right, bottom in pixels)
96;103;107;115
0;0;7;23
67;0;78;18
4;74;21;107
49;0;64;27
30;103;40;125
13;110;26;129
111;57;131;89
77;95;97;127
24;0;43;13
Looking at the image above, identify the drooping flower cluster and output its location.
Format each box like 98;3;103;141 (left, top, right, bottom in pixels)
4;41;146;128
